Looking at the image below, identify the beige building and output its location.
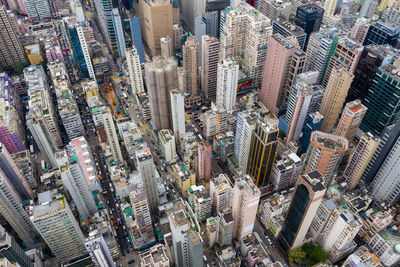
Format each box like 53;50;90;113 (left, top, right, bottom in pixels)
160;36;173;58
319;67;354;132
135;0;173;56
182;36;199;96
139;244;170;267
335;100;367;140
201;35;219;100
343;133;380;190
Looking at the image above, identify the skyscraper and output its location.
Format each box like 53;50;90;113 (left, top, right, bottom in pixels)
370;135;400;206
102;107;124;163
304;131;349;186
126;46;144;93
343;133;380;190
170;89;185;143
197;141;212;182
297;112;324;157
0;168;38;246
360;63;400;136
210;174;232;214
216;59;239;111
85;231;115;267
30;191;87;264
322;37;363;88
201;35;219;100
259;34;305;116
0;225;34;267
363;21;399;47
144;57;178;130
0;6;27;69
160;36;173;58
270;151;302;192
360;0;378;18
294;4;324;45
219;3;271;86
335;100;367;140
134;0;173;56
319;67;354;132
112;8;126;58
0;144;33;201
136;148;159;215
128;17;145;63
57;152;97;222
234;111;257;173
323;0;338;19
232;176;261;240
247;117;279;188
94;0;116;51
181;0;205;32
22;0;51;20
272;20;307;51
182;36;199;96
278;171;326;250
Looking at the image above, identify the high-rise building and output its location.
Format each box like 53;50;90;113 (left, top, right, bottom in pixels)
158;129;176;164
246;117;279;188
304;31;336;84
182;36;199;96
102;107;124;163
57;152;97;221
181;0;205;32
48;62;85;140
144;57;177;130
259;34;305;116
22;0;51;20
85;231;115;267
94;0;116;51
303;131;349;186
135;0;173;56
220;3;271;87
128;17;145;63
232;176;261;240
139;244;170;266
335;100;367;140
0;168;38;246
201;35;219;100
197;141;212;182
350;18;370;44
136;148;159;215
270;151;302;192
322;37;363;88
160;36;173;58
30;191;87;264
319;67;354;132
0;144;32;201
361;120;400;184
294;4;324;45
129;177;155;249
0;225;34;267
368;229;400;267
343;133;380;190
297;112;323;156
347;45;396;102
360;63;400;136
217;208;234;246
188;185;212;222
0;6;27;69
170;90;185;143
360;0;378;18
216;59;239;111
112;8;126;58
323;0;338;19
363;21;399;47
258;0;292;22
370;135;400;206
168;200;203;267
173;24;183;51
278;171;326;250
210;174;232;214
234;111;257;173
126;46;144;93
12;150;37;190
272;20;307;51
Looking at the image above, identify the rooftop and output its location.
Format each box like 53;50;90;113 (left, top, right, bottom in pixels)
311;131;349;151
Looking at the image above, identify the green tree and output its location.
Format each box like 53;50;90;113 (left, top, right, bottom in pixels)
15;62;28;74
289;247;307;264
279;129;286;140
307;246;328;266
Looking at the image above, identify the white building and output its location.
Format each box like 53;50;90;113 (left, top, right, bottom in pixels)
210;174;232;214
22;0;51;20
160;36;173;58
112;8;126;58
102;107;124;164
76;25;95;79
181;0;205;32
126;46;144;93
216;59;239;111
85;231;116;267
30;191;87;264
233;111;257;173
369;229;400;267
158;129;177;164
170;89;185;143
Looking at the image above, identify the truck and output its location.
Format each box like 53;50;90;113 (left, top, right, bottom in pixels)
118;72;123;76
30;145;34;154
41;160;45;170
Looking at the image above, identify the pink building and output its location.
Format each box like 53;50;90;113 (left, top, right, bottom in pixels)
232;176;261;240
197;141;212;182
259;34;305;116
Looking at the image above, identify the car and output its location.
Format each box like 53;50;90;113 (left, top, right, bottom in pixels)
125;247;130;253
107;200;110;204
127;259;135;264
121;250;125;257
203;255;207;262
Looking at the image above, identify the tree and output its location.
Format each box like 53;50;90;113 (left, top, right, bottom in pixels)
279;129;286;140
307;245;328;266
289;247;307;264
15;62;28;75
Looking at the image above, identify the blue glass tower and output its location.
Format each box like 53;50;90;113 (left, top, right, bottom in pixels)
129;17;145;63
66;23;90;78
297;112;323;156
